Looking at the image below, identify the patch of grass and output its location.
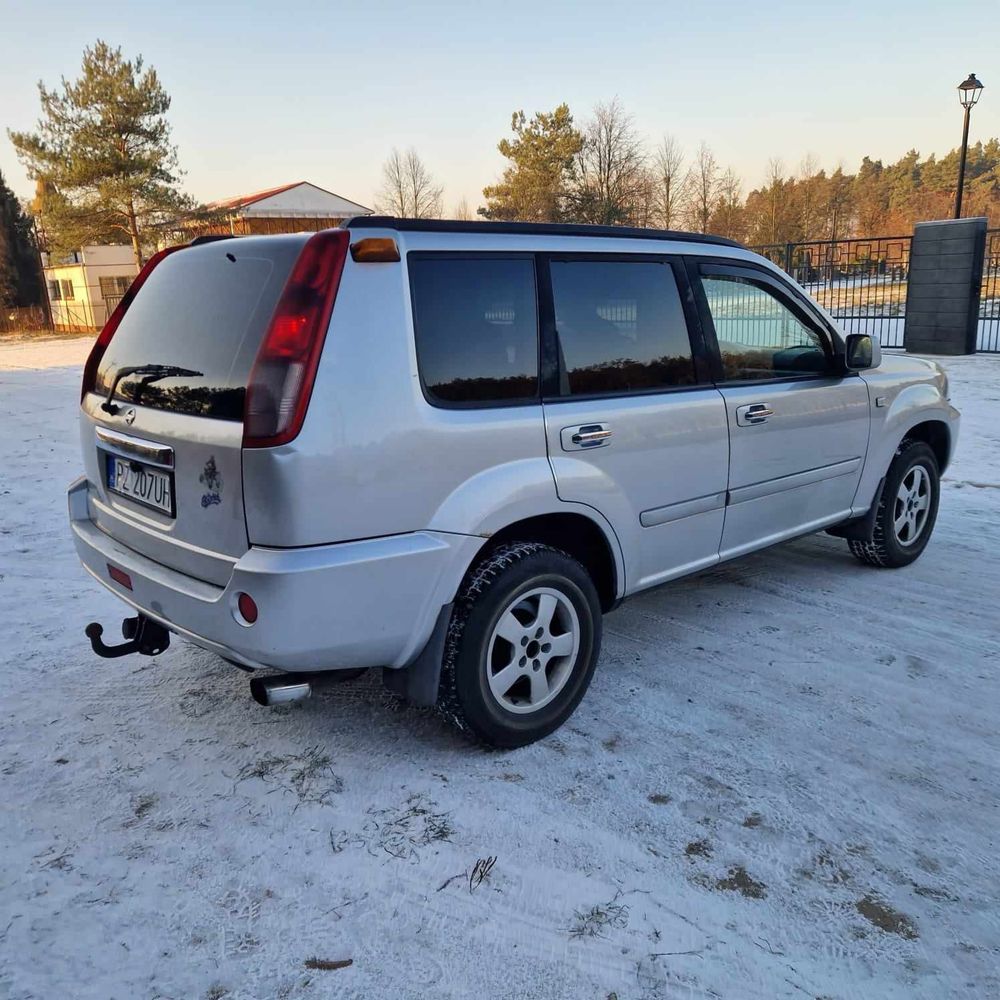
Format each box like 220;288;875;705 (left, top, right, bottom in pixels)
684;838;712;859
236;747;343;806
856;895;918;939
332;793;455;861
716;866;767;899
742;812;762;828
133;793;157;820
570;891;630;938
809;850;851;886
647;793;671;805
912;882;957;903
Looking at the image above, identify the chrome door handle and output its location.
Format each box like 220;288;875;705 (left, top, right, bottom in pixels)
735;403;774;426
561;423;612;450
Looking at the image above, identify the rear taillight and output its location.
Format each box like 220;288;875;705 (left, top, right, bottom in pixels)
80;245;185;402
243;229;349;448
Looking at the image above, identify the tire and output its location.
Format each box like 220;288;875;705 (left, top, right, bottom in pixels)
848;440;940;568
438;542;602;749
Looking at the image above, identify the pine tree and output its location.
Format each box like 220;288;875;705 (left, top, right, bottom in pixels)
481;105;583;221
8;41;196;268
0;171;44;309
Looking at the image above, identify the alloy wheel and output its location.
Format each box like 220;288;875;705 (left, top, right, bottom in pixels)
485;586;580;714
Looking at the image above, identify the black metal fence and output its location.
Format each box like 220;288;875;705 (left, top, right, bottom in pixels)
982;230;1000;352
752;230;1000;353
751;236;910;348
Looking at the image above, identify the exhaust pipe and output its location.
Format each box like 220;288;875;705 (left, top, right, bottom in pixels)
250;674;312;706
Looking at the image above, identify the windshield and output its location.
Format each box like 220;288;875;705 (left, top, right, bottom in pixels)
94;234;308;419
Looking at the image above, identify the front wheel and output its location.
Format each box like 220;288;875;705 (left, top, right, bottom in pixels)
848;440;941;568
438;542;602;748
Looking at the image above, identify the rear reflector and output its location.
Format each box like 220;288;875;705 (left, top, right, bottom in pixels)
350;237;400;263
237;592;258;625
107;564;133;590
243;229;349;448
81;244;186;402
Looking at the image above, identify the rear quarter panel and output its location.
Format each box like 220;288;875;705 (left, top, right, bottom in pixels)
241;243;551;548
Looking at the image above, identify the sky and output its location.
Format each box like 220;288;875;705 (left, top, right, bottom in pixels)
1;0;999;214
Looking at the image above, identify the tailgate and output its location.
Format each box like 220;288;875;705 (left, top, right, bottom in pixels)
80;235;309;586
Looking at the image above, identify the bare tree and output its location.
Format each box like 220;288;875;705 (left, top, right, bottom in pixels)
452;196;473;220
710;167;744;240
685;142;719;234
375;148;443;218
652;136;687;229
631;168;658;228
761;157;786;244
570;98;647;225
795;154;825;240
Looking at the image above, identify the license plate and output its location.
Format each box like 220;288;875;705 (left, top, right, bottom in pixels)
105;454;175;516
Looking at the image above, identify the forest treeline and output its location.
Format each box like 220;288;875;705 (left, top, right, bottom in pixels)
468;100;1000;244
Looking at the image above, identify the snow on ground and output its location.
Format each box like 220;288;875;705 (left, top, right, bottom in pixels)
1;341;999;1000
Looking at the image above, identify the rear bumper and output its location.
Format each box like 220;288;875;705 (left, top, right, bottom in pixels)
68;476;480;671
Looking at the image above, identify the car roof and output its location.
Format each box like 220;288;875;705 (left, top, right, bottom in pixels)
345;215;743;250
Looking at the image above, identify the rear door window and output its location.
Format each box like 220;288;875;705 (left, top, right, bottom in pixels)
95;236;307;419
409;256;538;406
549;259;696;396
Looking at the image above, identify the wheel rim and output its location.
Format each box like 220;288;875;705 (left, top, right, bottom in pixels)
485;586;581;715
893;463;932;546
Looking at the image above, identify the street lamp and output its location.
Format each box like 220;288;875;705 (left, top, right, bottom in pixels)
954;72;984;219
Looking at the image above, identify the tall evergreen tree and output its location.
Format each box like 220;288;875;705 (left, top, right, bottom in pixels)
9;41;196;268
0;172;44;309
481;105;583;221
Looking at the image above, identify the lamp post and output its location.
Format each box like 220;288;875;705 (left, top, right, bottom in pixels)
954;73;984;219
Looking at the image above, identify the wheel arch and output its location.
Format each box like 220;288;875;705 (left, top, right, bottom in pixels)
477;512;622;613
901;419;952;473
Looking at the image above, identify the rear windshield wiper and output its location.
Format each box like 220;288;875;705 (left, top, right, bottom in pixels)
101;364;204;414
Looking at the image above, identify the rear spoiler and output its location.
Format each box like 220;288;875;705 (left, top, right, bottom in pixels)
188;234;237;247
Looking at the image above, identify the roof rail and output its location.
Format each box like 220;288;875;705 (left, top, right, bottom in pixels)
344;216;743;249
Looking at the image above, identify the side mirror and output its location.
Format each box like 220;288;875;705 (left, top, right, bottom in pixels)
845;333;881;371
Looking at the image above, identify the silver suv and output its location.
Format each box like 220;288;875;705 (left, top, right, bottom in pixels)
69;218;960;747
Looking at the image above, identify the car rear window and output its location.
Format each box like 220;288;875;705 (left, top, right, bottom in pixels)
550;259;696;395
94;236;307;420
409;255;539;406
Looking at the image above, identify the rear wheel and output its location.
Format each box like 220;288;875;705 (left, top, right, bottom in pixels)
848;440;940;568
438;542;602;748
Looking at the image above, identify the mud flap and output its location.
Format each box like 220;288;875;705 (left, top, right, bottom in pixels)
825;476;886;541
381;603;453;707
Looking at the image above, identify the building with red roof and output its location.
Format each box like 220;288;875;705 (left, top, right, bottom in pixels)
189;181;371;237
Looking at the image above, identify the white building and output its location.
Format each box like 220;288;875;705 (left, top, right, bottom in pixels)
195;181;372;237
42;245;138;331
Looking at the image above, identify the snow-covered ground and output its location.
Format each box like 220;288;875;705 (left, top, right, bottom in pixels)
2;339;999;1000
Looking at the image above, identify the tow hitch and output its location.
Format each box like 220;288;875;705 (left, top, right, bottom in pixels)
85;614;171;659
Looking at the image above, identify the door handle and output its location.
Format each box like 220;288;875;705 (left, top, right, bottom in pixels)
561;423;612;450
735;403;774;426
